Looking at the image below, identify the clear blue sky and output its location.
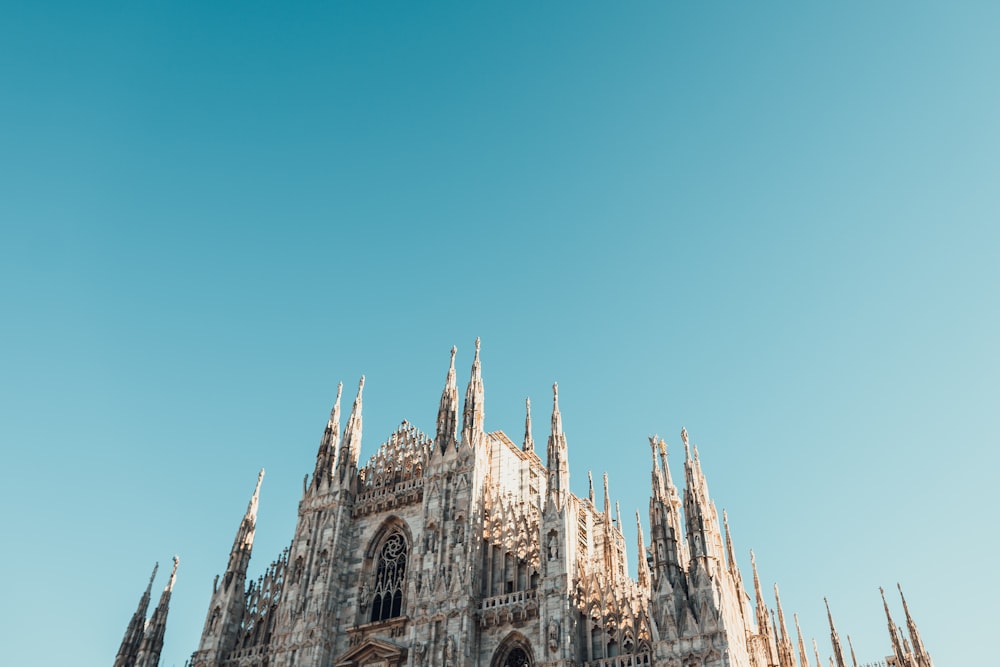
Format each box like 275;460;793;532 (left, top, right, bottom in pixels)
1;3;996;665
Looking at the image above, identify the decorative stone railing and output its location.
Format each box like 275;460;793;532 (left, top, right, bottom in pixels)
581;652;652;667
477;588;539;626
353;477;423;516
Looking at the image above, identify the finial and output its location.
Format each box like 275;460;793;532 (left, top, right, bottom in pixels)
336;381;343;402
358;375;366;392
603;471;611;514
553;382;558;400
166;555;179;592
588;470;595;503
523;396;534;453
681;426;691;457
450;345;457;368
148;562;159;589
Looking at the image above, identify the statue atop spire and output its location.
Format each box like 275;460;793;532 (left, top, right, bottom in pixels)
545;381;569;511
523;396;534;453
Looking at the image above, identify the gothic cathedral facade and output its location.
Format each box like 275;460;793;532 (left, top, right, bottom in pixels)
115;341;934;667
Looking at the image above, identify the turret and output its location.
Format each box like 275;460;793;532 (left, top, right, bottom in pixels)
114;563;158;667
460;337;484;448
310;382;342;492
336;377;365;484
135;556;178;667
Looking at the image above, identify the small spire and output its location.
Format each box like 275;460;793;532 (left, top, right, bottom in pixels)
813;638;822;667
897;582;931;665
825;597;847;667
615;500;622;529
523;397;534;452
588;470;595;504
340;376;365;476
636;509;650;588
551;382;562;434
248;468;264;521
881;586;907;664
436;347;459;452
681;426;690;458
603;471;611;517
147;562;159;593
846;635;858;667
461;338;485;446
795;613;810;667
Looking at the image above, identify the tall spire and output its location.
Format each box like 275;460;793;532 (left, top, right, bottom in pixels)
795;613;810;667
603;471;611;518
774;584;796;667
846;635;858;667
114;563;158;667
523;396;534;453
723;510;743;591
545;382;570;510
312;382;342;491
681;427;724;562
636;510;650;590
751;550;772;637
228;469;264;574
898;583;933;667
824;597;847;667
880;586;907;665
134;556;179;667
337;376;365;482
436;347;459;453
461;337;485;447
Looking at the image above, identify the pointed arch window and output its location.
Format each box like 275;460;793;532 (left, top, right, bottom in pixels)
369;529;408;622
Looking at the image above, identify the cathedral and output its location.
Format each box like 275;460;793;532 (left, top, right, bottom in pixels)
114;341;934;667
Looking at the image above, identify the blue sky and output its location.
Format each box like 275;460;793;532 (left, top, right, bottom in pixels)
1;3;996;665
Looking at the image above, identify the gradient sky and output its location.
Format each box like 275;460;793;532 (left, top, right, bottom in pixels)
1;3;997;666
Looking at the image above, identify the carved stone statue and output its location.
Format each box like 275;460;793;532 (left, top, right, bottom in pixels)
548;619;560;653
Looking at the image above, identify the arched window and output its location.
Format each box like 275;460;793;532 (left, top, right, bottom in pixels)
503;647;530;667
369;529;408;622
490;633;533;667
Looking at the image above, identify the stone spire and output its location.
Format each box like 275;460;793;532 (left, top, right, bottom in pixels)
750;549;773;640
648;435;688;589
114;562;158;667
846;635;859;667
681;428;724;562
636;510;650;590
134;556;179;667
337;376;364;483
522;396;534;453
603;472;611;519
312;382;342;491
228;469;264;574
461;337;485;447
824;597;847;667
881;586;907;666
723;510;744;594
898;583;933;667
795;613;810;667
545;383;570;510
588;470;595;504
812;638;823;667
774;584;796;667
192;471;263;667
436;347;459;453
